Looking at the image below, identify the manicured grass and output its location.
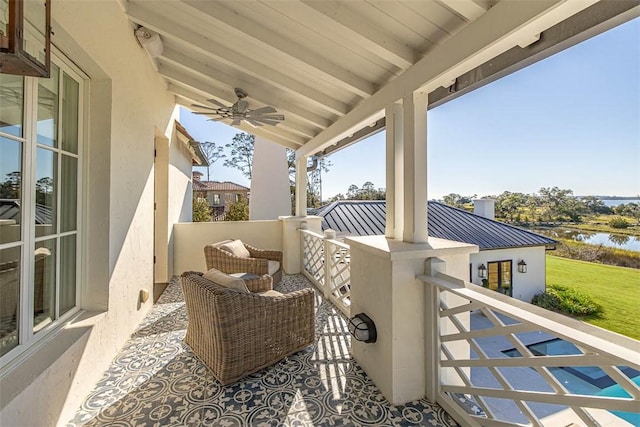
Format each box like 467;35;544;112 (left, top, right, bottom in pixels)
546;255;640;340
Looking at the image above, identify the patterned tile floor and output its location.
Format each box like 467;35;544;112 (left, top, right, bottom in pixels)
67;275;459;427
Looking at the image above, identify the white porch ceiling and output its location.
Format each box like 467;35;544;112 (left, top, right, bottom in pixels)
121;0;632;157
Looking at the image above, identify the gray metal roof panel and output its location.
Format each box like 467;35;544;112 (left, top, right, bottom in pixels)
317;200;556;250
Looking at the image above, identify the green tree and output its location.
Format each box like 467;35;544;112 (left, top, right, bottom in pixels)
538;187;584;222
0;171;21;199
225;196;249;221
345;182;385;200
224;133;254;179
580;196;611;215
495;191;527;222
192;197;211;222
442;193;476;209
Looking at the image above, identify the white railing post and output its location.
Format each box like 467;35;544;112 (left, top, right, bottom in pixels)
323;229;336;299
424;257;446;403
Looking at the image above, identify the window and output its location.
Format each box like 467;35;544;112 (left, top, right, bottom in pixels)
0;54;84;359
487;260;512;296
213;193;220;205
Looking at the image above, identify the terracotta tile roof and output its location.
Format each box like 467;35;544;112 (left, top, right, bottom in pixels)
193;181;250;192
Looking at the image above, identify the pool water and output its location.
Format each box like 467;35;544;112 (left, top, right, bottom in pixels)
503;338;639;424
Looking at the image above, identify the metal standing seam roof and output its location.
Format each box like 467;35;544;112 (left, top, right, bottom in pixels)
314;200;557;250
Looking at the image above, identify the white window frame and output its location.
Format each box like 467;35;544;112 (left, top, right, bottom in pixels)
0;47;87;366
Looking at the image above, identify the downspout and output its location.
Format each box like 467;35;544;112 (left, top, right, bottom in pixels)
307;155;319;172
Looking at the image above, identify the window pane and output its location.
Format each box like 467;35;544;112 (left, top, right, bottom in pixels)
0;74;24;137
61;73;79;154
60;156;77;232
0;136;22;244
0;246;20;357
0;0;8;42
23;0;47;62
60;235;76;315
37;63;59;147
35;147;56;236
34;239;56;332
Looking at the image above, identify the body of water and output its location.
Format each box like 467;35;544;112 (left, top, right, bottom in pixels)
600;198;640;207
533;227;640;252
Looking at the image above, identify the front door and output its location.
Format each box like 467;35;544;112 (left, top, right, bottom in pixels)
487;260;512;296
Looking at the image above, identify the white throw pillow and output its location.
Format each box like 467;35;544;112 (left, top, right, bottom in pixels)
260;290;283;297
203;268;250;293
268;260;280;275
219;239;251;258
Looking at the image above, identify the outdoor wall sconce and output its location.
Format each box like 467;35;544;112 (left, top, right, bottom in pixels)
518;260;527;273
478;263;487;279
348;313;377;343
0;0;52;77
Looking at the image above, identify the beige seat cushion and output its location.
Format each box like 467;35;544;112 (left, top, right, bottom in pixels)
203;268;249;293
219;239;251;258
268;260;280;276
260;290;283;297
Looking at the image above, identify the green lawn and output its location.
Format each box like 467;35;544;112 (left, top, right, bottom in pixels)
546;255;640;340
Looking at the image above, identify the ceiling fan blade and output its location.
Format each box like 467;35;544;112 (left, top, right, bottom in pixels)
206;98;229;109
248;106;277;115
207;117;229;122
246;119;263;127
192;111;225;116
257;114;285;121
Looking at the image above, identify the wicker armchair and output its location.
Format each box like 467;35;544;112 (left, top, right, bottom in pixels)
181;271;315;385
204;239;283;284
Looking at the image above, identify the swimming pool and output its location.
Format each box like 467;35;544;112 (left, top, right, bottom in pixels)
503;338;639;425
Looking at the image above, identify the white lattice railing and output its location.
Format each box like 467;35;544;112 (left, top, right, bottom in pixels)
300;229;351;317
418;269;640;427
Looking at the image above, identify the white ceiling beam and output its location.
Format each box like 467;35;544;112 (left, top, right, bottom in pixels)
162;46;347;118
297;0;599;158
300;0;416;68
161;69;308;147
438;0;489;21
125;3;336;128
181;0;374;99
161;50;320;139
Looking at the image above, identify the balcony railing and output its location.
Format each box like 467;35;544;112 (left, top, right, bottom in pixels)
419;270;640;426
300;229;351;317
300;229;639;426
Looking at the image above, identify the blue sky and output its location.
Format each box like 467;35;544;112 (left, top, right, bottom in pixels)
180;17;639;200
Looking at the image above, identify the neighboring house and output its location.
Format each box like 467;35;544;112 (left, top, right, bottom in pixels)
192;174;250;219
314;199;557;303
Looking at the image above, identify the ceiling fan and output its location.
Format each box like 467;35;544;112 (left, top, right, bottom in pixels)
191;88;284;127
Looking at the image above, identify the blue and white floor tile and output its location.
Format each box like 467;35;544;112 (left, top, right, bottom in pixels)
67;275;459;427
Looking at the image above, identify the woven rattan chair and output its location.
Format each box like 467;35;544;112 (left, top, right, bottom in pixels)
204;239;283;284
181;271;315;385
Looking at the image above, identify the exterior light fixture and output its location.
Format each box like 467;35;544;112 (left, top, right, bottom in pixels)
518;260;527;273
0;0;52;77
478;263;487;279
348;313;377;343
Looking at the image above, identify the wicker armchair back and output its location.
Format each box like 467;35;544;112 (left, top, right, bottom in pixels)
181;271;314;384
204;240;283;284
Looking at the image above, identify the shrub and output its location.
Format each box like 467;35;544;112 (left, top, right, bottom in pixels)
225;196;249;221
532;285;602;317
608;217;629;229
192;197;211;222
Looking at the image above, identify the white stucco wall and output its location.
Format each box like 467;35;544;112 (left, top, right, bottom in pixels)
173;221;283;274
249;136;292;220
469;246;548;303
0;2;185;425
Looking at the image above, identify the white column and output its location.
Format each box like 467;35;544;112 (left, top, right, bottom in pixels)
385;102;404;240
402;90;428;243
249;136;291;220
295;156;308;217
